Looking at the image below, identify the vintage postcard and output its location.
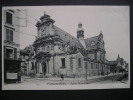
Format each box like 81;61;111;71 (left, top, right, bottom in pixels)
2;6;130;90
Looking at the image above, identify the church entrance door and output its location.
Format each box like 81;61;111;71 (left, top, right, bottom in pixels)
43;62;47;75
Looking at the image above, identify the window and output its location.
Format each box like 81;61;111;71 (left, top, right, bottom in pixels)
23;55;25;59
51;45;53;50
31;62;34;70
41;27;46;32
91;63;93;69
91;41;95;46
85;62;87;69
6;47;13;59
70;59;73;71
47;46;49;51
61;58;65;68
6;29;13;41
78;58;81;67
96;64;97;69
6;12;12;25
58;44;61;49
62;45;65;51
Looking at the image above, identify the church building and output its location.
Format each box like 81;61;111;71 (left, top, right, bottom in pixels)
32;12;111;78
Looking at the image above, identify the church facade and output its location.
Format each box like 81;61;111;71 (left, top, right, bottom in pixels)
32;12;111;78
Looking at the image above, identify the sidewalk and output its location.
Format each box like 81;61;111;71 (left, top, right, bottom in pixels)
22;73;123;81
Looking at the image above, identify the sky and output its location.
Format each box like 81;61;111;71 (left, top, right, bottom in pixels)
5;6;130;62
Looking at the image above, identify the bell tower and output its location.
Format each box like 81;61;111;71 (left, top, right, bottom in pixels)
77;22;86;48
77;22;84;39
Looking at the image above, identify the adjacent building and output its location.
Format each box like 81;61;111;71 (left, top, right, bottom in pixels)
109;54;129;73
3;9;20;60
3;9;21;82
20;45;35;75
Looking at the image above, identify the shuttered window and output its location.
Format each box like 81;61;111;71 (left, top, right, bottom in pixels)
10;30;13;41
6;29;10;40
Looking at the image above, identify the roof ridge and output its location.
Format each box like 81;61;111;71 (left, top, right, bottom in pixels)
85;35;99;40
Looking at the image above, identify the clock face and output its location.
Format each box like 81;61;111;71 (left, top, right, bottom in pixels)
41;27;46;32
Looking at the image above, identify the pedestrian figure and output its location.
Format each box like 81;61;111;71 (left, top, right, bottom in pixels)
107;72;108;76
61;74;64;81
18;71;21;83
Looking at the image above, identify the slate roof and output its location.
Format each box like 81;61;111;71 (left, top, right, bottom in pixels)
20;46;33;55
85;36;99;50
53;25;84;49
20;49;30;55
104;59;110;64
109;60;118;66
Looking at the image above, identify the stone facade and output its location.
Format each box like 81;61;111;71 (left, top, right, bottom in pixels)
31;12;112;78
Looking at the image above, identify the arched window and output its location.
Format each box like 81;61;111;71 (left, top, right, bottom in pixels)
78;58;81;67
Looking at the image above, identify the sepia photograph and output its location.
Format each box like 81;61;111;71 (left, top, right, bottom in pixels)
2;6;130;90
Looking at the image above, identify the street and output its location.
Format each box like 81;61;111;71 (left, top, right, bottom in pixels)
3;73;129;90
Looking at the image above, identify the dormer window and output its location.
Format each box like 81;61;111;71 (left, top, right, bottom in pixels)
91;41;95;45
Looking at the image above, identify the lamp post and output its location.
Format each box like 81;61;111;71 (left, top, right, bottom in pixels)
85;57;90;80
